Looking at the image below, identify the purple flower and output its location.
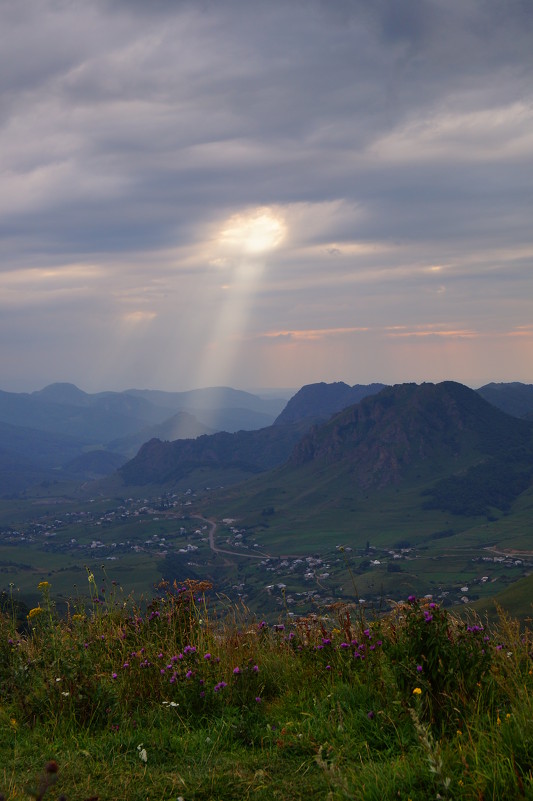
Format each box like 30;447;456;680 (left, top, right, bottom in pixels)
204;653;211;660
340;642;350;649
252;665;259;673
322;638;332;646
416;665;423;672
424;612;433;623
185;670;193;679
367;711;375;720
325;665;331;670
407;595;416;603
123;662;129;669
233;666;241;675
214;681;227;692
111;672;118;679
255;696;262;703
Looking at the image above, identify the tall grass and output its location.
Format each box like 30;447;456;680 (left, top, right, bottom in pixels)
1;576;532;800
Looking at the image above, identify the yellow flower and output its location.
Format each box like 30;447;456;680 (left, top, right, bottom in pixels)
10;718;17;730
37;581;50;591
457;730;462;736
28;607;43;619
412;687;422;695
72;613;85;621
497;716;501;726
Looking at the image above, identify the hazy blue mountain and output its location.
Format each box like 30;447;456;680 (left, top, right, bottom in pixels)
0;420;89;494
477;382;533;419
108;411;216;457
274;382;387;425
125;387;287;418
0;383;291;493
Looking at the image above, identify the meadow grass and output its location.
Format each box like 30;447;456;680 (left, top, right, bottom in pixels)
1;577;533;800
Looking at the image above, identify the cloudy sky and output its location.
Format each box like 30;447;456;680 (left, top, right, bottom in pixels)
2;0;532;394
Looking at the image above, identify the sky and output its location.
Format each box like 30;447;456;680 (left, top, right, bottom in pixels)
1;0;532;394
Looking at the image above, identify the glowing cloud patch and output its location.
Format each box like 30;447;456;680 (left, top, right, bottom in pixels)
219;208;286;254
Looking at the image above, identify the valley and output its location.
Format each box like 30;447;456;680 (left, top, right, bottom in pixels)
1;379;533;621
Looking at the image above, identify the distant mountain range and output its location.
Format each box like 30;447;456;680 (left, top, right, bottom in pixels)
0;383;288;493
1;379;533;497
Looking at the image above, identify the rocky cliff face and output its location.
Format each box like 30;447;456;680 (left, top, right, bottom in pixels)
289;381;532;489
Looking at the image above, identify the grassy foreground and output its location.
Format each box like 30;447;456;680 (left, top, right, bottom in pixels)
1;577;533;801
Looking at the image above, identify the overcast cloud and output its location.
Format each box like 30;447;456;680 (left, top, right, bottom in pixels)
1;0;532;393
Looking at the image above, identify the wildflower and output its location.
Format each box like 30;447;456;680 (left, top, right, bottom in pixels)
37;581;50;590
255;696;262;703
252;665;259;672
204;653;211;660
233;666;241;675
424;611;433;623
214;681;227;692
367;711;375;720
407;595;417;603
111;672;118;680
412;687;422;695
416;665;423;672
61;691;70;697
325;665;331;671
27;607;43;619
